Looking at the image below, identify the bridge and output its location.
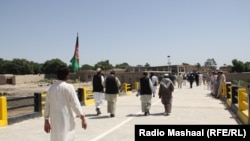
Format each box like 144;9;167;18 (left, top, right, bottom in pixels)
0;83;248;141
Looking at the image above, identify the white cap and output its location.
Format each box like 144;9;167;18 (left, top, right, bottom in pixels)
96;68;101;72
164;74;169;77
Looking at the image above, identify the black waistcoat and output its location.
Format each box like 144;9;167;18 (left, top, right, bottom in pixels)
105;75;118;94
140;77;152;95
93;74;104;92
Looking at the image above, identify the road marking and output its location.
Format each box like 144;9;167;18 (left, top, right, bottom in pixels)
90;99;161;141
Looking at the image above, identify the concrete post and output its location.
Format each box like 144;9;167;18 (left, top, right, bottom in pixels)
0;96;8;127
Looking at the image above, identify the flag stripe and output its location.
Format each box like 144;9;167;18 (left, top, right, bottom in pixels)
70;34;80;72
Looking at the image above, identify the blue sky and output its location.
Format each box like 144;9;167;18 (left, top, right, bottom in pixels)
1;0;249;68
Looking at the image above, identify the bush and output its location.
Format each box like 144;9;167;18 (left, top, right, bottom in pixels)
232;79;250;88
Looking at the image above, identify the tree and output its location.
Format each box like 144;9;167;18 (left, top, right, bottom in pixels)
244;62;250;72
0;58;6;74
204;58;217;70
4;58;33;74
196;63;201;69
232;59;245;72
30;61;42;74
94;60;113;71
115;62;129;69
41;59;67;74
144;63;150;67
182;63;190;65
81;64;94;70
0;58;42;74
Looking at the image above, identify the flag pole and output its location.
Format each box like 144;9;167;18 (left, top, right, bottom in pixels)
77;33;80;89
70;32;80;88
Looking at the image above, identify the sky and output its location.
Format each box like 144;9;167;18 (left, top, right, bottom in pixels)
0;0;249;68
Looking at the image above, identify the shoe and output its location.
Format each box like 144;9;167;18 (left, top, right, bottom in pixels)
144;112;150;116
96;108;101;115
97;110;101;115
147;111;150;115
110;114;115;117
164;112;169;116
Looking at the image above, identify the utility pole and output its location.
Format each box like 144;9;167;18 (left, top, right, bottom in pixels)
167;55;171;73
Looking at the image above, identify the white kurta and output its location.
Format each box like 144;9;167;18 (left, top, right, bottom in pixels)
44;81;84;141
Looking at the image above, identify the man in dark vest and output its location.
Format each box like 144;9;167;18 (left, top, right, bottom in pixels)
104;70;121;118
137;71;154;116
92;68;105;115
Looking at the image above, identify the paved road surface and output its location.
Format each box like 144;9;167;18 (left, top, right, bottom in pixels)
0;84;240;141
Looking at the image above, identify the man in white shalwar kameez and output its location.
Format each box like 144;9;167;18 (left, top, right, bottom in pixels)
44;66;87;141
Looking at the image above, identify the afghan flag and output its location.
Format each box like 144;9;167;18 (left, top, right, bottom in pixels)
70;34;79;72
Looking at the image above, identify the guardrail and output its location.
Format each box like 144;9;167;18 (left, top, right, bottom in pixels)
237;88;249;124
225;82;232;107
222;83;249;124
0;87;96;127
0;94;42;127
37;87;95;116
134;81;139;91
122;83;132;94
78;87;94;106
231;85;239;114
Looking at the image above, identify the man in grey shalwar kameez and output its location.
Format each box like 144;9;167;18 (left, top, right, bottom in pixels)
158;74;175;116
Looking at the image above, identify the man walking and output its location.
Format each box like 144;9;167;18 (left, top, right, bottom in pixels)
150;72;158;96
137;71;155;116
92;68;105;115
158;74;175;116
104;70;121;118
44;66;87;141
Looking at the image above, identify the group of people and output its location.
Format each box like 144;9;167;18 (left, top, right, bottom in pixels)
137;72;175;116
43;66;176;141
186;70;226;98
186;71;202;88
210;70;226;98
92;68;121;118
92;70;176;118
42;66;229;141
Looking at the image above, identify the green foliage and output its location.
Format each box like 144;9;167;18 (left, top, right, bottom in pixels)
182;63;190;65
81;64;94;70
136;64;143;67
196;63;201;68
244;62;250;72
1;57;250;75
94;60;113;71
231;79;250;88
41;58;67;74
232;59;245;72
144;63;150;67
0;58;6;74
115;62;129;69
1;58;37;74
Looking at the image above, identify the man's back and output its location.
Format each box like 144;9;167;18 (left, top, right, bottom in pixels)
139;76;152;95
105;75;119;94
151;75;158;86
93;74;104;92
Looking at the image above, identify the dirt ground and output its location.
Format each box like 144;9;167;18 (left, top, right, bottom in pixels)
0;82;92;97
0;82;92;117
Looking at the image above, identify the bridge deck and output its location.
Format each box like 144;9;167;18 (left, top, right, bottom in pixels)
0;84;240;141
